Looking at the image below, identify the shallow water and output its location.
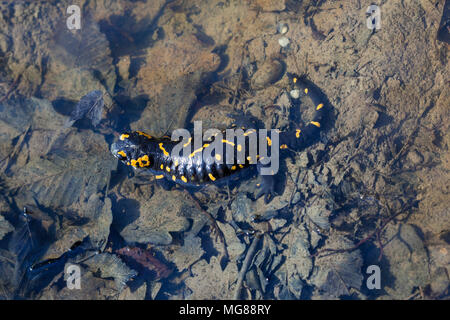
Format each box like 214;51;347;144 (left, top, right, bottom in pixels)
0;0;448;300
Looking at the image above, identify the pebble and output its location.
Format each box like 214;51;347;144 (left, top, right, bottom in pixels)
278;36;290;48
277;23;289;35
290;89;300;99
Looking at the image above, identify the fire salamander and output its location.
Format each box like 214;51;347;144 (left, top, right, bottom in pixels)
111;74;326;203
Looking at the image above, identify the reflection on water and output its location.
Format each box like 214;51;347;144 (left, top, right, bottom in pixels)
0;0;448;300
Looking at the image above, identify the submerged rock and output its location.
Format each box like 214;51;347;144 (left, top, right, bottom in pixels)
251;59;284;90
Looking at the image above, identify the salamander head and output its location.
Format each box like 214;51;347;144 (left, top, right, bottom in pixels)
111;132;153;168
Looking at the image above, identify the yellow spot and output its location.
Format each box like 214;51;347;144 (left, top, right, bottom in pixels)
130;159;138;167
137;131;152;139
117;151;126;158
215;154;221;161
296;129;301;138
256;183;261;187
208;173;216;181
166;166;171;172
280;144;288;149
203;143;210;148
237;144;242;152
120;134;129;141
189;147;203;158
293;77;297;83
183;137;192;148
158;143;169;156
174;160;179;167
316;103;324;110
160;164;164;170
127;162;130;166
172;175;176;181
247;156;252;162
181;176;188;183
136;155;150;167
231;165;237;170
155;174;164;179
304;88;308;94
239;164;244;169
266;137;272;146
310;121;321;128
244;130;256;136
222;139;235;147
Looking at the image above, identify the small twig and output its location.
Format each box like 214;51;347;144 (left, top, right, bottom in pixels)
419;286;425;300
313;204;410;258
384;102;435;172
0;73;21;103
0;125;31;172
233;233;262;300
407;292;420;300
232;46;246;108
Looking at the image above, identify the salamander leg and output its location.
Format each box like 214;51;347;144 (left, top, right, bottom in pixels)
156;177;175;191
255;162;277;203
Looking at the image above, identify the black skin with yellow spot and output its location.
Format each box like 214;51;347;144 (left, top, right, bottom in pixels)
111;75;326;203
279;74;326;151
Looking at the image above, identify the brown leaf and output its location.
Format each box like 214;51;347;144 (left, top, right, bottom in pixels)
116;247;172;280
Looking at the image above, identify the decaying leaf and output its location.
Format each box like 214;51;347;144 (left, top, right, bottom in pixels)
0;214;13;241
64;90;104;127
167;234;204;272
284;224;313;298
309;233;364;298
116;246;172;280
118;282;147;300
119;188;193;245
38;263;117;300
185;256;238;299
84;253;137;291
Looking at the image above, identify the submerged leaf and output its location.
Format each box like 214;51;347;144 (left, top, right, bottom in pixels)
116;247;172;280
64;90;104;127
84;253;137;291
0;214;13;241
309;234;364;298
185;256;238;299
